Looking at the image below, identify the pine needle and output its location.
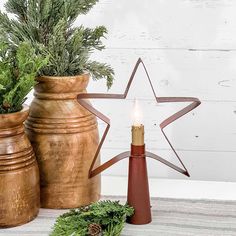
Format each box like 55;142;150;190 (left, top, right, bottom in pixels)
0;0;115;89
50;200;134;236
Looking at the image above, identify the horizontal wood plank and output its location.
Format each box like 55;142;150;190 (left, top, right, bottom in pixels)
2;0;236;50
100;148;236;181
1;0;235;182
77;0;236;50
88;48;236;101
90;98;236;152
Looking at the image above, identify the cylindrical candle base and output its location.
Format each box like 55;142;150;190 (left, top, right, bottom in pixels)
127;144;152;225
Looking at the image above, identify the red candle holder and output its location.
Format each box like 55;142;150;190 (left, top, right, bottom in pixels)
77;58;201;225
127;144;151;224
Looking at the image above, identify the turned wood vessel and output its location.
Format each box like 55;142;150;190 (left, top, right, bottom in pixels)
0;106;40;228
25;74;101;209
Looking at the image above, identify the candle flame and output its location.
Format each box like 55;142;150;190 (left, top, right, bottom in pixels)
132;98;143;126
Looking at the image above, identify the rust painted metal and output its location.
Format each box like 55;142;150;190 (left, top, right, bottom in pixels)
77;58;201;178
127;144;151;224
77;58;201;224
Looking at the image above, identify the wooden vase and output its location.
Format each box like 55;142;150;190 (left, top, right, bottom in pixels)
0;106;40;228
25;74;101;209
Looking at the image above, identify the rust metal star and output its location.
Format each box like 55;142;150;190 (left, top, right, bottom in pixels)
77;58;201;178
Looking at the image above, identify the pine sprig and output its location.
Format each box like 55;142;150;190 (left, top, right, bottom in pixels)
50;200;134;236
5;0;28;22
86;61;114;89
0;42;48;114
0;0;115;89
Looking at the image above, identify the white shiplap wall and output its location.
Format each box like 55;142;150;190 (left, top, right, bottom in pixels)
1;0;236;182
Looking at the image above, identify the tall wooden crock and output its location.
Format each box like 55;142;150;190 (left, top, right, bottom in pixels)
25;74;101;209
0;106;40;227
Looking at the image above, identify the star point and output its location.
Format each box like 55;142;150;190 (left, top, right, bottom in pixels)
77;58;201;178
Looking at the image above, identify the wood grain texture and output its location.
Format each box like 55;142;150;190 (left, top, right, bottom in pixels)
0;106;40;228
98;148;236;182
91;100;234;152
85;49;236;181
77;0;236;50
89;49;236;101
1;0;236;182
25;75;101;209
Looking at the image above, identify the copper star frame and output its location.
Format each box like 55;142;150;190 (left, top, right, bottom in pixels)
77;58;201;179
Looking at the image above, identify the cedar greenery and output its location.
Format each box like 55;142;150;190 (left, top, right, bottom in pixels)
0;41;48;114
0;0;114;88
50;200;134;236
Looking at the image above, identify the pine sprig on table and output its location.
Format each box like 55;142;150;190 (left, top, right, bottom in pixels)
50;200;134;236
0;0;115;89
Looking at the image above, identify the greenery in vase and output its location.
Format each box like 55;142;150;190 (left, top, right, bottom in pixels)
0;41;48;114
50;200;134;236
0;0;114;88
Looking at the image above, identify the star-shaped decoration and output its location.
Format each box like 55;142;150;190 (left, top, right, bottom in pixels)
77;58;201;178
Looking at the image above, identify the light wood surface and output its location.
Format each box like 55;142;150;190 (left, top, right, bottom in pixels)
78;0;236;182
25;75;101;209
1;0;236;182
0;106;40;227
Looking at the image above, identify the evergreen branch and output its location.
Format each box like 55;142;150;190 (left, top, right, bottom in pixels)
5;0;27;22
0;0;115;88
0;42;48;113
65;0;99;25
0;12;14;35
50;200;134;236
86;61;115;89
0;12;33;44
82;26;107;51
